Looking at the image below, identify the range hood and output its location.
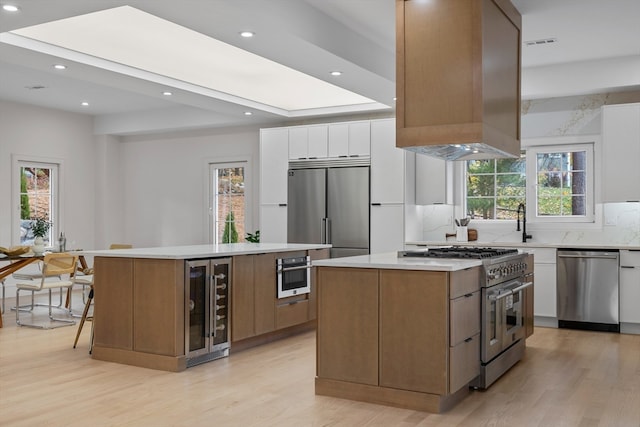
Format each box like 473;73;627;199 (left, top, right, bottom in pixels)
396;0;522;161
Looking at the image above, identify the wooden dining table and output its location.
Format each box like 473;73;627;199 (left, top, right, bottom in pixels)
0;253;88;328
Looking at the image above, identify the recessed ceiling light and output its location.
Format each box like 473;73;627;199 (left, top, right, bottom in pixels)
53;64;67;70
244;111;252;116
393;97;397;101
239;31;254;38
330;71;342;76
162;91;172;96
81;101;89;106
2;4;19;12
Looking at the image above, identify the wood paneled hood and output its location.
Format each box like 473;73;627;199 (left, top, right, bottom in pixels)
396;0;522;161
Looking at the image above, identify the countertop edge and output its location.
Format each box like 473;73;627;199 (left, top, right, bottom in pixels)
78;243;331;259
405;241;640;250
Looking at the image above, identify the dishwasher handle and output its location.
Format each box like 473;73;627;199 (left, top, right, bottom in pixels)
557;253;619;260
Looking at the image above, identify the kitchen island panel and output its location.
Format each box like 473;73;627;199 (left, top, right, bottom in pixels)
231;254;255;341
133;259;184;356
254;252;279;336
317;267;379;386
93;257;133;350
379;269;449;394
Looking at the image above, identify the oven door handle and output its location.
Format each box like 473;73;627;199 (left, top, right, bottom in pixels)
279;264;311;273
489;281;533;301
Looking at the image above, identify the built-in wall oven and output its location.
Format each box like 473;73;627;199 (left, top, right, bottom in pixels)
185;258;231;367
277;255;311;298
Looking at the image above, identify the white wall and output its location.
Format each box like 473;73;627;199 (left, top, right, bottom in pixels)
118;127;260;247
0;100;97;250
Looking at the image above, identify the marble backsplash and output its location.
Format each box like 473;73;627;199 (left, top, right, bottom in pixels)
418;202;640;247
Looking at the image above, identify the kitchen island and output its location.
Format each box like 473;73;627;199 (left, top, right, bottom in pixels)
80;243;330;371
312;251;531;413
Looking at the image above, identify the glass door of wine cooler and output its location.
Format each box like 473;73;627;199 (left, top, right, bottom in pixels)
185;258;231;366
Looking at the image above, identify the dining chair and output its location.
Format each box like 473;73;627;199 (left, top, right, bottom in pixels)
15;253;79;329
73;244;132;351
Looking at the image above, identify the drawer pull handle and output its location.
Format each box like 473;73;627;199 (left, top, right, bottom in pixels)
464;337;473;343
464;293;474;298
621;266;635;269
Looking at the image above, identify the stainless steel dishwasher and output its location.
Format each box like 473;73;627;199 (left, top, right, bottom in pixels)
557;249;620;332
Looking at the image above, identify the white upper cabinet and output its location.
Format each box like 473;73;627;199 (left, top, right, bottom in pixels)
370;119;405;204
415;154;447;205
260;128;289;205
308;125;329;158
288;127;308;160
602;103;640;202
328;121;371;157
288;125;328;160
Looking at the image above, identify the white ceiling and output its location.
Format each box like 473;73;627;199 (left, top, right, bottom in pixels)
0;0;638;136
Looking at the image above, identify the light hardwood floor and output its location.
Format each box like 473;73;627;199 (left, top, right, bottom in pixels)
1;297;639;427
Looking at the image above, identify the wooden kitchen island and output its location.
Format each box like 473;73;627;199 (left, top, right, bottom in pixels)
80;243;329;372
313;252;485;413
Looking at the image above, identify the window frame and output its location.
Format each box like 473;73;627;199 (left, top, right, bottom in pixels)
460;135;599;226
525;141;595;224
12;154;64;247
207;158;252;245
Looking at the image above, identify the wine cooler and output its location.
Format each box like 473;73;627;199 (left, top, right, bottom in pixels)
185;258;231;367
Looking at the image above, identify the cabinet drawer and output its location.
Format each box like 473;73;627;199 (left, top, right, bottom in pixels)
449;333;480;393
450;291;480;346
450;267;481;298
621;250;640;267
276;299;309;330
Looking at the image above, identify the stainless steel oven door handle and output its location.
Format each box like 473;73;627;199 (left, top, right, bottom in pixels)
489;281;533;301
280;264;311;272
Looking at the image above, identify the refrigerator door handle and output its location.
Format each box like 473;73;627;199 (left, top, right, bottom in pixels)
325;218;331;244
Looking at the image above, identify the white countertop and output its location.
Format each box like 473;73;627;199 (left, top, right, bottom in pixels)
79;243;331;259
312;251;482;272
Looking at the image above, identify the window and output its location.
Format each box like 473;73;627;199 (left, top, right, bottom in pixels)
527;144;594;222
210;162;246;244
14;158;60;246
466;154;526;220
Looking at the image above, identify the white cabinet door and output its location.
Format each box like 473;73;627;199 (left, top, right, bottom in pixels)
307;125;328;158
370;204;404;254
534;263;557;317
328;122;370;157
288;127;308;160
260;128;289;205
260;205;287;243
620;250;640;324
371;119;404;204
348;121;371;156
415;154;446;205
602;103;640;202
328;123;349;157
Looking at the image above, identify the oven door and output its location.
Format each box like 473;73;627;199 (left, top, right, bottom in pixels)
277;256;311;298
482;279;532;362
500;279;532;346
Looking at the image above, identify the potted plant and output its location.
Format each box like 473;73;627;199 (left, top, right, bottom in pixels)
30;216;51;255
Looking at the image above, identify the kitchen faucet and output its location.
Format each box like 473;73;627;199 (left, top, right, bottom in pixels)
516;203;532;243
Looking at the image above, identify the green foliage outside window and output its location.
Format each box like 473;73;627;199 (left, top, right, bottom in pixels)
222;212;238;243
467;156;525;219
20;172;30;219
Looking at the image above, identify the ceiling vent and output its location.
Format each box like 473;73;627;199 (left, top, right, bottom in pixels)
524;38;558;46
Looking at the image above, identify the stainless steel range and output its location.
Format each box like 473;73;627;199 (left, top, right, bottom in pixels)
401;247;531;389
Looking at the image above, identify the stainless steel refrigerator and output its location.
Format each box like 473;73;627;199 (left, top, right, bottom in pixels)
288;166;369;258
